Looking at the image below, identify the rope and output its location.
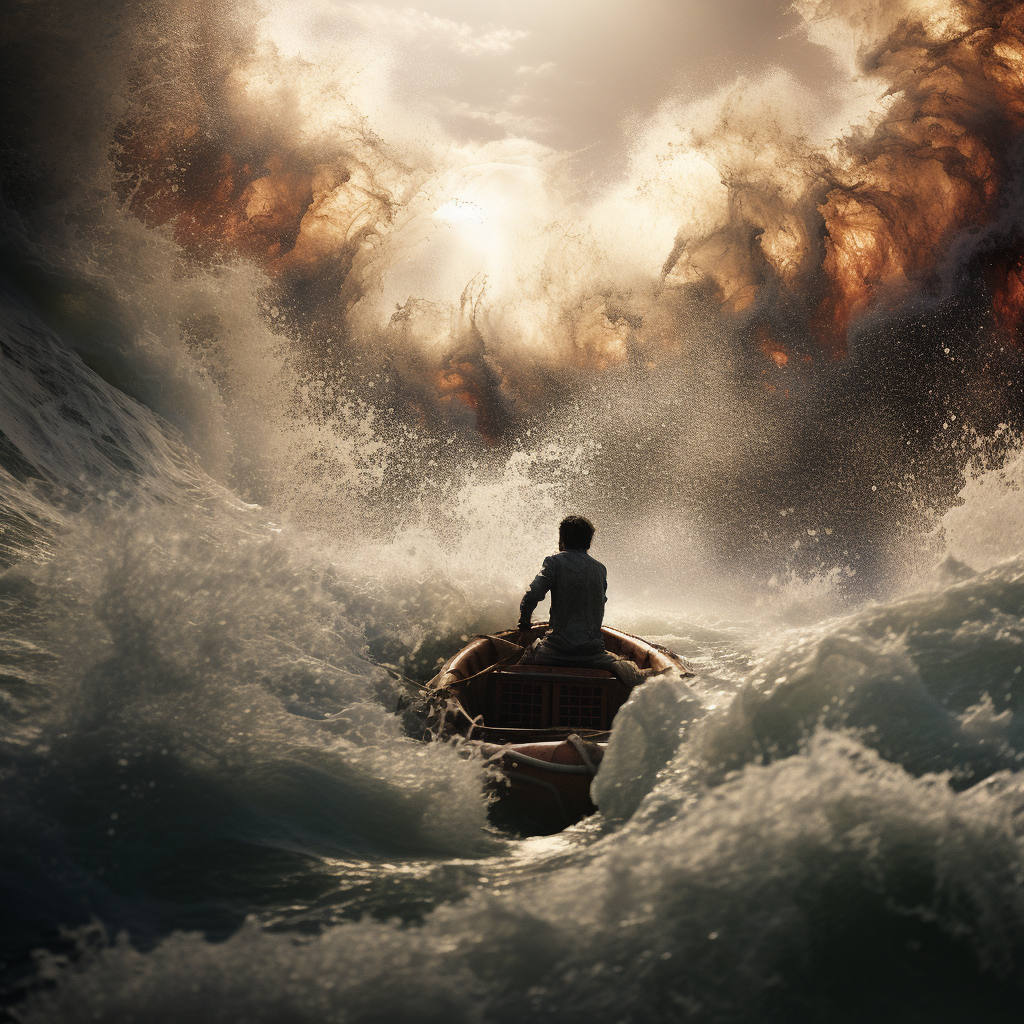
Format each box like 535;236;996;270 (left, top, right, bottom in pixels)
488;748;593;775
473;633;528;645
566;733;599;773
438;645;525;687
478;734;602;776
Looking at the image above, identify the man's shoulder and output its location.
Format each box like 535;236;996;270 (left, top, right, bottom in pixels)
536;553;560;575
556;549;605;572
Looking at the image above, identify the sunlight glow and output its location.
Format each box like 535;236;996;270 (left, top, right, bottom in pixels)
433;198;488;227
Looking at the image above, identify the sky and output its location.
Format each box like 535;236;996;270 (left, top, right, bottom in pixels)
262;0;841;181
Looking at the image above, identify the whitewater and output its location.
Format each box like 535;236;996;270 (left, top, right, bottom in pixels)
5;0;1024;1020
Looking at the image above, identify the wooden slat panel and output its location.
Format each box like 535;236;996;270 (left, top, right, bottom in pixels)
553;683;607;730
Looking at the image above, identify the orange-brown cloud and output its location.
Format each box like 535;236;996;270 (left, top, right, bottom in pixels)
661;0;1024;360
107;0;1024;429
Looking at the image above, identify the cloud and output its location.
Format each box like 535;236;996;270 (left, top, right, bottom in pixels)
516;62;557;77
444;100;552;135
409;95;553;137
341;3;528;55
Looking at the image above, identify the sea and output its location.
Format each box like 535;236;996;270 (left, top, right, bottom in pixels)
4;1;1024;1021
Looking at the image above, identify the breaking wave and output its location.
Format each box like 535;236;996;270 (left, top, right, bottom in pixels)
4;0;1024;1019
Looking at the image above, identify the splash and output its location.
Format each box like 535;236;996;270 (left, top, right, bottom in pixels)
939;433;1024;571
4;0;1024;590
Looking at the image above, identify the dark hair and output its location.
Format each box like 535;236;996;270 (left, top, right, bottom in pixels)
559;515;595;550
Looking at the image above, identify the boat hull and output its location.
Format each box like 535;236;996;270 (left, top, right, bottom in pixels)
418;624;691;834
477;736;605;833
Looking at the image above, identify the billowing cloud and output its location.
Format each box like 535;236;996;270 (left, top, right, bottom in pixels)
340;3;528;55
5;0;1024;573
100;0;1024;381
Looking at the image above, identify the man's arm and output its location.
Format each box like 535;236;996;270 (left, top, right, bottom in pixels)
518;557;554;630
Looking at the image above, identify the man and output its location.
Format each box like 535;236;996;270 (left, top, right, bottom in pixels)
518;515;642;685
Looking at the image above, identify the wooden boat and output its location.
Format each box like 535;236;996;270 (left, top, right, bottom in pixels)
420;623;692;834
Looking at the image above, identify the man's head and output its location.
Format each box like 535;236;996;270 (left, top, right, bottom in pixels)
559;515;595;551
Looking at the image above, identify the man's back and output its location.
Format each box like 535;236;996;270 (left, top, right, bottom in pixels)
520;548;607;657
518;516;644;682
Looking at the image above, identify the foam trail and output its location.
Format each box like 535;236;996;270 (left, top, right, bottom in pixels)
15;735;1024;1023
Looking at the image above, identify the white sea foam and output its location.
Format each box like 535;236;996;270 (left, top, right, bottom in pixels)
5;0;1024;1018
18;734;1024;1024
940;443;1024;573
